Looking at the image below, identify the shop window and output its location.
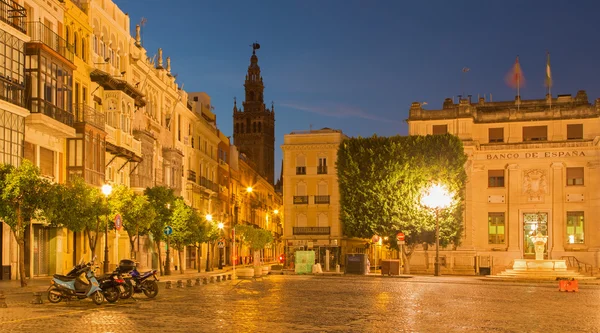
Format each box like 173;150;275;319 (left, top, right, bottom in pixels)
567;124;583;140
566;167;583;186
489;128;504;143
566;212;584;244
523;126;547;141
488;213;505;244
488;170;505;187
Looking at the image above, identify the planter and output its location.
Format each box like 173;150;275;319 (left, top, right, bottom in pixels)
262;266;270;276
254;266;262;277
236;268;254;279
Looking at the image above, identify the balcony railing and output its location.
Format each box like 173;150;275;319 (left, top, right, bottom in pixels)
0;78;24;108
296;166;306;175
187;170;197;182
0;0;26;33
317;166;328;174
30;98;73;127
293;196;308;204
26;21;74;63
293;227;330;235
73;103;104;130
314;195;330;204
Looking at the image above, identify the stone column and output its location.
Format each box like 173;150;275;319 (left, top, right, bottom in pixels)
551;162;565;255
506;164;520;252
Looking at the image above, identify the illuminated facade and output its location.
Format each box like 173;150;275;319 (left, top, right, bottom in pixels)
407;91;600;275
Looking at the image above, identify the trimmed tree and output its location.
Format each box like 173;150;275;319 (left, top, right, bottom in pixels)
169;198;196;274
337;134;467;273
236;224;273;272
0;160;50;286
144;186;176;275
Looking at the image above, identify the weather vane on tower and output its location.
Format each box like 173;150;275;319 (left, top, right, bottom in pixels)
251;41;260;54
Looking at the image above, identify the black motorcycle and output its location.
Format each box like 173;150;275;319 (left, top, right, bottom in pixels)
117;259;159;299
66;258;124;303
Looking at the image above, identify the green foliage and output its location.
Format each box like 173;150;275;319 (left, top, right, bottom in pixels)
169;198;196;251
109;185;155;237
337;134;467;249
144;186;176;243
192;218;220;245
235;224;273;251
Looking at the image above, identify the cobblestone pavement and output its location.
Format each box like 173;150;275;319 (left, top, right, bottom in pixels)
1;275;599;333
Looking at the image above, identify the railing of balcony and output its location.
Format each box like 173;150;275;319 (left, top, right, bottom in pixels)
30;98;73;127
317;166;328;174
314;195;330;204
187;170;197;182
293;227;330;235
293;196;308;204
26;21;74;63
0;1;26;33
296;166;306;175
0;78;24;108
73;103;104;130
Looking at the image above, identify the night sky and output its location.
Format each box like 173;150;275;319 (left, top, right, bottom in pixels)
117;0;600;180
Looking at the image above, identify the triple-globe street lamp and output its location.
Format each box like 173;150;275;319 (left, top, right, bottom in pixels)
420;183;453;277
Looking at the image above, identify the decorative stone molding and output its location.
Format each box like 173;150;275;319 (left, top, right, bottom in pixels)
522;169;548;202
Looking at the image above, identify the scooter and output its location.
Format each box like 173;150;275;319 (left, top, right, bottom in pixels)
63;258;125;303
47;257;104;305
117;259;159;299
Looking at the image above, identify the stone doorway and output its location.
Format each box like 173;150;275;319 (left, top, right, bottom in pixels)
523;212;548;259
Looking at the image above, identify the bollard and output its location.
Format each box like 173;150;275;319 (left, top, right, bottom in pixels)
336;264;340;273
177;280;184;288
227;274;232;280
202;277;208;285
195;278;201;286
0;291;7;308
166;281;172;289
216;276;221;282
31;292;43;304
209;276;215;283
186;279;193;287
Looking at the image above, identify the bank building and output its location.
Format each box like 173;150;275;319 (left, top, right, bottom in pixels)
407;91;600;275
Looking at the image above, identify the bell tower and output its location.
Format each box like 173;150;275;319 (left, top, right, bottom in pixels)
233;42;275;184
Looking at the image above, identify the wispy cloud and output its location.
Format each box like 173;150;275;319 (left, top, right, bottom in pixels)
279;102;401;123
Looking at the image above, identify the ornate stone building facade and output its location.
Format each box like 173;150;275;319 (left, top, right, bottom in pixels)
408;91;600;275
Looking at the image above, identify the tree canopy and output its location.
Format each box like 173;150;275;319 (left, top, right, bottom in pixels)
337;134;467;249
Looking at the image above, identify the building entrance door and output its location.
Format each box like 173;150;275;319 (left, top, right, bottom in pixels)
523;212;548;259
33;224;50;276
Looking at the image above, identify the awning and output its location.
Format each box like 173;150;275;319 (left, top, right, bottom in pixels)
90;69;147;107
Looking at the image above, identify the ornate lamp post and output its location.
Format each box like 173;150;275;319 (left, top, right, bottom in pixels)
420;183;452;277
217;222;224;269
101;184;113;274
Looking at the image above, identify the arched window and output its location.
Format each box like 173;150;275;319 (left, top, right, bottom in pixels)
253;122;256;133
296;213;307;227
66;26;71;46
246;118;250;131
318;213;328;227
249;91;255;101
235;123;239;133
295;181;306;196
258;122;262;133
81;38;86;61
74;31;79;57
240;123;244;133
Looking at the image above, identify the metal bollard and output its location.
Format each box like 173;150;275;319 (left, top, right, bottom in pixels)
166;281;172;289
0;290;7;308
216;276;221;282
177;280;184;288
31;292;43;304
209;276;215;283
227;274;232;280
186;279;193;287
195;278;201;286
202;277;208;285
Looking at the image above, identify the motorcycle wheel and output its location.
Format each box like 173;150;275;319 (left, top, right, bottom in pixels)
119;280;133;299
103;286;120;303
47;287;62;303
91;290;104;305
142;280;159;298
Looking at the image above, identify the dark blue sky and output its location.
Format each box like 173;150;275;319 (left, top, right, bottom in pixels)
118;0;600;180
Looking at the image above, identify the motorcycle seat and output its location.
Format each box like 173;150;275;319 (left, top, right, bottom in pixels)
53;274;77;281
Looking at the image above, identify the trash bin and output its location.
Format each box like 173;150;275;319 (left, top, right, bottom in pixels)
345;253;367;275
2;265;10;280
381;260;401;276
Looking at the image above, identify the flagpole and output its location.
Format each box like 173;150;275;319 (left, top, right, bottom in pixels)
517;56;520;111
548;52;552;110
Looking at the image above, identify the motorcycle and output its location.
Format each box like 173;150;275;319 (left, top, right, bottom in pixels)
47;257;104;305
63;258;125;304
117;259;159;299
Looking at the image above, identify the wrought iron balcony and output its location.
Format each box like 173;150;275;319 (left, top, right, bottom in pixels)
30;98;73;127
0;0;26;33
73;104;104;130
187;170;197;182
293;196;308;204
317;166;328;174
296;166;306;175
314;195;330;204
26;21;74;63
293;227;330;235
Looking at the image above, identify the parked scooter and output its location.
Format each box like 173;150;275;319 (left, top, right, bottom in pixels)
63;260;125;303
117;259;159;299
47;257;104;305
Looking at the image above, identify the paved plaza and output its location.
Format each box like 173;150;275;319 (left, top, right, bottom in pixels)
0;275;599;332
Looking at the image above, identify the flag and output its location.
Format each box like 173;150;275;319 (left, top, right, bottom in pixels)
545;52;552;88
505;56;525;89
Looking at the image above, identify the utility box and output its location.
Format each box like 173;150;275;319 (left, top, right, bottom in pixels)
345;253;368;275
381;260;401;276
1;265;10;280
295;251;315;275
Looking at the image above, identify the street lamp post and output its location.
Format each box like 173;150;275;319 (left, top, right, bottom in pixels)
217;222;224;269
420;183;452;277
101;184;113;274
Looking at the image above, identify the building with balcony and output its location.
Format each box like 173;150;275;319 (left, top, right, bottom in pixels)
281;128;346;270
407;91;600;275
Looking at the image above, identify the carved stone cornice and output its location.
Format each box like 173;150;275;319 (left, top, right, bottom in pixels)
281;143;341;151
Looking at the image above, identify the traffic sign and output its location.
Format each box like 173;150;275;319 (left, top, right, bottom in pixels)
164;226;173;236
114;214;122;231
217;239;225;248
396;232;405;242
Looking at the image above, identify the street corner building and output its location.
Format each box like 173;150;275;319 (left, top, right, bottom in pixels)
407;91;600;275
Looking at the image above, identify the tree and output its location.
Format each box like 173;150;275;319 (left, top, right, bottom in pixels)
0;160;50;286
109;185;155;259
144;186;175;275
337;134;467;273
235;225;273;269
169;198;196;274
189;214;219;272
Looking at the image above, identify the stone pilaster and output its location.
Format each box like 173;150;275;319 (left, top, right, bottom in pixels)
506;164;520;252
551;162;565;254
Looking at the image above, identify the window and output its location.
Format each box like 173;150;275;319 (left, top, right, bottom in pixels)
567;124;583;140
317;213;328;227
0;29;26;107
566;212;584;244
296;154;306;175
523;126;547;141
488;170;505;187
318;157;327;174
296;213;307;227
488;213;505;244
489;128;504;143
432;125;448;135
39;147;55;179
566;167;584;186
